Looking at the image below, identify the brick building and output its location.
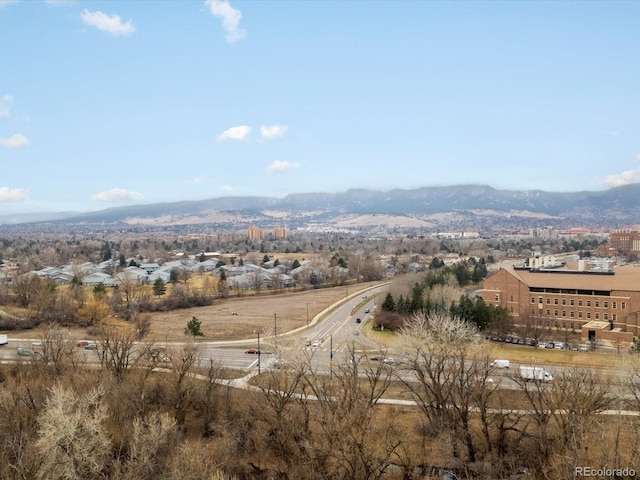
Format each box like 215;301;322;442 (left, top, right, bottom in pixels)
271;227;287;239
247;225;265;241
478;258;640;346
610;230;640;256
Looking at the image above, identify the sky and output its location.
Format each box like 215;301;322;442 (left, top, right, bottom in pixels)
1;0;640;215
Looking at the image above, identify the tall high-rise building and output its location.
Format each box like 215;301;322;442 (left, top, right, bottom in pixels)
271;227;287;239
247;225;265;241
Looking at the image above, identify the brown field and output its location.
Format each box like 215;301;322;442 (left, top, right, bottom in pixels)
144;281;383;343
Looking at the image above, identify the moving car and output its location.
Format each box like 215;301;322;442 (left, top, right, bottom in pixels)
364;309;370;314
356;318;362;323
17;347;33;356
245;349;260;354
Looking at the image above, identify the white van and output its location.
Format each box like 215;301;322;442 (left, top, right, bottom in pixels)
490;359;510;369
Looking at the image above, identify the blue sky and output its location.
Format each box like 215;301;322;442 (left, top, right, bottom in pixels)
1;0;640;214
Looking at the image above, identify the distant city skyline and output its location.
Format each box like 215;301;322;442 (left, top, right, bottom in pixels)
1;0;640;214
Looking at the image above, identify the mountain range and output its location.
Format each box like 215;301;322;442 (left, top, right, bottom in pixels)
2;184;640;232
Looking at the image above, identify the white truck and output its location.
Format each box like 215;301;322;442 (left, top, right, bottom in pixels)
0;334;8;346
519;366;553;382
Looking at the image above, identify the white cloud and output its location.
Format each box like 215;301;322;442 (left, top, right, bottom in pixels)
602;155;640;187
204;0;247;43
81;9;135;36
260;125;288;140
0;187;27;203
217;125;251;142
91;188;143;202
0;95;13;117
0;133;28;148
0;0;19;8
266;160;300;174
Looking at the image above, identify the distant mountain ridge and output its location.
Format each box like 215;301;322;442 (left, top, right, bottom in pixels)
3;184;640;231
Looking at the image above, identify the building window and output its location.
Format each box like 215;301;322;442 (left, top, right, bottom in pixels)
586;300;591;307
562;299;567;306
604;301;608;308
604;313;608;320
495;294;500;302
570;311;575;318
531;297;535;304
570;322;574;329
546;298;551;304
570;299;574;306
554;298;558;305
622;302;626;310
613;301;617;309
554;310;558;317
595;301;600;308
613;314;617;321
587;312;591;319
578;311;583;319
510;295;514;302
562;310;566;317
595;313;600;320
539;296;543;304
531;308;535;315
546;309;551;316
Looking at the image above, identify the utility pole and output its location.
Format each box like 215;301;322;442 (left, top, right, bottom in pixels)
258;331;261;375
274;313;277;349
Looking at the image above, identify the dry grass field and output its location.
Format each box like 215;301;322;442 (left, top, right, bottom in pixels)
142;281;383;343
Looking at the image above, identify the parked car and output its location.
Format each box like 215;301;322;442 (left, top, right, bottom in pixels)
83;343;98;350
364;309;370;314
76;340;91;348
231;311;238;316
356;318;362;323
245;349;260;354
17;347;33;356
311;340;321;348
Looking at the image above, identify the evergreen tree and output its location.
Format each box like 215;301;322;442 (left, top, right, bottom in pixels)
382;292;396;312
185;316;204;337
153;278;166;296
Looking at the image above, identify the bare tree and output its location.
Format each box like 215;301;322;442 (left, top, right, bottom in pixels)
98;324;140;383
118;412;177;480
35;383;111;480
34;323;74;373
397;312;492;467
